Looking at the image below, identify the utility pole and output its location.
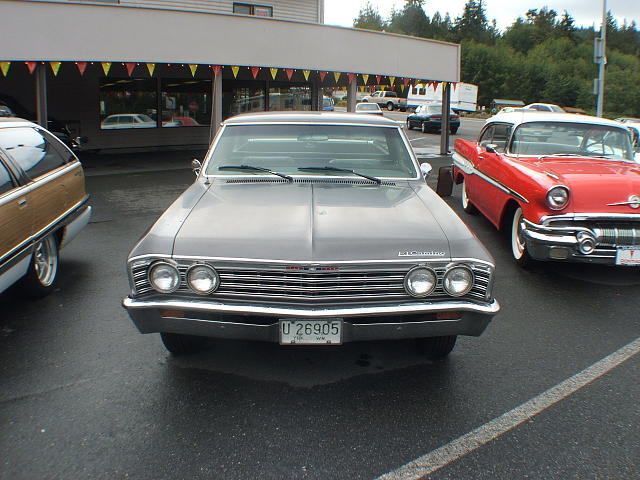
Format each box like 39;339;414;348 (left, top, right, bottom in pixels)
596;0;607;117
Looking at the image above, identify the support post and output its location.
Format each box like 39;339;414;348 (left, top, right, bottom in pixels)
440;82;451;155
346;80;357;113
596;0;607;117
311;78;320;111
35;63;48;128
210;69;223;141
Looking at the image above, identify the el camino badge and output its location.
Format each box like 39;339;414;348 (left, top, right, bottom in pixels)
398;250;446;257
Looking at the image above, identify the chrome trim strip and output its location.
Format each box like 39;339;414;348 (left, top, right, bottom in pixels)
543;170;560;180
540;213;640;224
123;297;500;318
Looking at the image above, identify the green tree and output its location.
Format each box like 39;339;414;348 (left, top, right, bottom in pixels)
453;0;494;44
353;2;386;31
387;0;429;37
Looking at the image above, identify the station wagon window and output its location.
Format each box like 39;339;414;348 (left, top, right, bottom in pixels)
0;160;14;195
0;127;67;179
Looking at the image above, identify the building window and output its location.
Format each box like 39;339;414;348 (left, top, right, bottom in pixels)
233;3;273;17
99;78;157;130
161;79;211;127
268;85;311;111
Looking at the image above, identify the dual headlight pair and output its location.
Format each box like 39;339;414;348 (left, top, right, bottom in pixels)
148;262;219;295
404;265;474;298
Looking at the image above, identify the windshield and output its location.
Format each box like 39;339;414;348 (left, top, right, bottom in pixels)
205;124;418;178
356;104;379;111
510;122;634;161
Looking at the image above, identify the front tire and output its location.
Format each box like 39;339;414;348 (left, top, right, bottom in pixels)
406;119;413;130
386;102;395;111
510;207;532;266
460;178;477;214
160;332;208;355
416;335;457;360
19;234;59;298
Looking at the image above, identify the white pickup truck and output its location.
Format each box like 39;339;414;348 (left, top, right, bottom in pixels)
361;91;407;111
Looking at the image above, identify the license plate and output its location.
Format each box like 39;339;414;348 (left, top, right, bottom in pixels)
279;319;342;345
615;246;640;266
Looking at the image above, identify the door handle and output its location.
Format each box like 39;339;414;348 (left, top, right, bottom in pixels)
18;198;28;207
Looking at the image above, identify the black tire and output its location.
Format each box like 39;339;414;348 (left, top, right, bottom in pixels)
160;332;208;355
406;119;413;130
386;102;395;111
509;207;532;267
416;335;457;360
18;234;59;298
460;178;478;214
361;99;368;102
451;127;459;135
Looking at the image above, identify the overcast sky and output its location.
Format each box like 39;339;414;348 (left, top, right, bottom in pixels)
324;0;639;31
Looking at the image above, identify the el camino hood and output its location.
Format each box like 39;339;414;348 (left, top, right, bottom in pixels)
536;158;640;212
171;181;452;262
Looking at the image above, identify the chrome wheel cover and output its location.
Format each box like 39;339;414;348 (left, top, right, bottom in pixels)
511;208;526;260
34;236;58;287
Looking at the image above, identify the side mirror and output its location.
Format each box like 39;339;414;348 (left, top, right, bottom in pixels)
420;162;433;179
485;144;498;154
75;136;88;145
191;158;202;176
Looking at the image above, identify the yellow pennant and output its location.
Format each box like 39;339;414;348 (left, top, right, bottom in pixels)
189;64;197;77
0;62;10;76
362;74;369;85
49;61;61;76
101;62;112;75
270;68;278;79
333;71;341;83
146;63;155;76
400;84;405;93
231;66;240;78
303;70;310;81
389;76;396;86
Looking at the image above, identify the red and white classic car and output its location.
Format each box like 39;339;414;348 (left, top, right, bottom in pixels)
452;111;640;266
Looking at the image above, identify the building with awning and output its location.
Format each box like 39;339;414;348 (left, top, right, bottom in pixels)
0;0;461;151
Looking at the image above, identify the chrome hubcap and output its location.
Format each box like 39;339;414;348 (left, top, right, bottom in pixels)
34;236;57;286
512;209;525;259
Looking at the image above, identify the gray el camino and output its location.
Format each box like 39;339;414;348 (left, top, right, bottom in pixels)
123;112;499;358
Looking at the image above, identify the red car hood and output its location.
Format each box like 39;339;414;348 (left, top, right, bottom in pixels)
533;158;640;213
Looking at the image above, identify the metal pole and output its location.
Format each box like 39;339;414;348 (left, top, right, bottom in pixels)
346;79;357;113
210;69;222;141
35;63;48;128
596;0;607;117
440;82;451;155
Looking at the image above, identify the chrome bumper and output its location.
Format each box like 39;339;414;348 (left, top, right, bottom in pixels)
61;205;92;248
122;297;499;342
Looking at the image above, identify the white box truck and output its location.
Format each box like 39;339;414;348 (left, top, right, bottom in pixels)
407;82;478;112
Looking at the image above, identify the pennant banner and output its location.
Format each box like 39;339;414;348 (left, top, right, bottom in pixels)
25;61;37;74
400;85;405;93
101;62;112;75
303;70;310;81
0;62;9;77
362;74;369;85
146;63;156;76
212;65;221;77
333;71;341;83
231;66;240;78
75;62;87;76
375;75;381;85
250;66;260;79
125;62;136;76
388;76;395;86
319;71;327;82
50;61;61;76
270;67;278;80
347;73;355;84
285;68;294;81
403;77;410;87
452;82;457;91
189;64;198;77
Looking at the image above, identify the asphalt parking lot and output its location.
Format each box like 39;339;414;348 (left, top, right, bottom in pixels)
1;116;639;480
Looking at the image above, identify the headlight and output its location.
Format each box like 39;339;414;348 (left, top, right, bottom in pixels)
148;262;180;293
404;267;437;297
547;186;570;210
443;266;474;297
187;264;219;295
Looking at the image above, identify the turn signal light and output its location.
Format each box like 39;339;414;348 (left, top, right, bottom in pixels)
436;311;461;320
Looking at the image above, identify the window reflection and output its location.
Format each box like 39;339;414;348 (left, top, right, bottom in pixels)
268;86;311;111
99;78;157;130
161;79;211;128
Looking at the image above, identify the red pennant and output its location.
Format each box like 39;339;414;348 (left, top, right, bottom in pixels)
375;75;381;85
403;78;410;87
76;62;87;76
250;66;260;79
319;71;327;82
347;73;355;84
25;61;37;74
285;69;294;80
452;83;457;91
212;65;222;76
125;62;136;76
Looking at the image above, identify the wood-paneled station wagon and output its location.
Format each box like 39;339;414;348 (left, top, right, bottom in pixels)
123;112;499;358
0;118;91;297
452;111;640;266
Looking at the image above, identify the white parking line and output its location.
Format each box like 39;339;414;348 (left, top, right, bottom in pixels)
375;336;640;480
409;137;432;143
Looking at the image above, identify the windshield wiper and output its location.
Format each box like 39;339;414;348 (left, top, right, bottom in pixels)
297;166;382;184
218;164;293;181
545;153;612;159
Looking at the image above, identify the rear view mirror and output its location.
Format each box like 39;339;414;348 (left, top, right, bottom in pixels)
485;144;498;154
191;158;202;176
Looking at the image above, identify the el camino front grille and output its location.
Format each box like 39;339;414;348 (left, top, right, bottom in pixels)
131;262;492;305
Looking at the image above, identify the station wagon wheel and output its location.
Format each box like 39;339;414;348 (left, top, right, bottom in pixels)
415;335;457;360
19;233;59;298
460;178;477;214
160;332;208;355
510;207;531;266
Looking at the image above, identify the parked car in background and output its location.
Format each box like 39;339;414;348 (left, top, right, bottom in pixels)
615;117;640;124
123;112;499;358
162;116;202;127
322;96;335;111
0;118;91;296
101;113;156;129
523;103;565;113
361;91;406;111
354;102;383;116
406;103;460;134
453;111;640;266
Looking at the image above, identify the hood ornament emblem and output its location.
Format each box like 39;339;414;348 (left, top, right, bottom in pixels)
607;194;640;209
